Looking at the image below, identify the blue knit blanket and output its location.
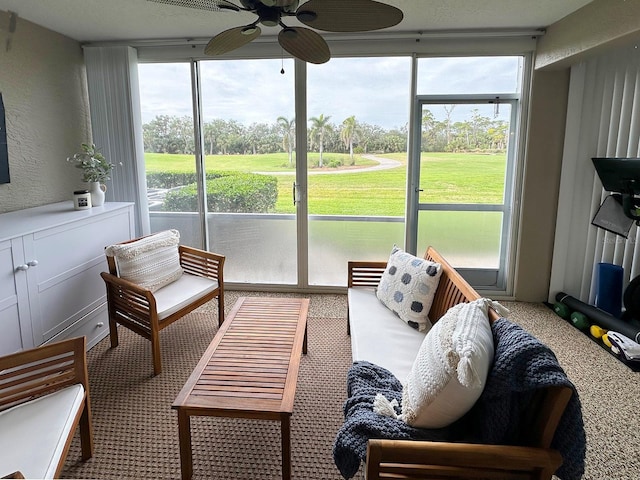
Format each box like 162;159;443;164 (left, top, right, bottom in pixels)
332;318;586;480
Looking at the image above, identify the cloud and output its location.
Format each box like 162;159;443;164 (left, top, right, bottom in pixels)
138;56;518;129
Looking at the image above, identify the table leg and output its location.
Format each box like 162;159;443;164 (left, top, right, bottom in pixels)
303;323;308;355
177;410;193;480
281;414;291;480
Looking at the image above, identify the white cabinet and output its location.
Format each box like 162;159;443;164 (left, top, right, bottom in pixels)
0;202;135;355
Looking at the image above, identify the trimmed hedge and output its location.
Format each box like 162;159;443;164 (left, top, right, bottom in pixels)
146;171;226;189
162;172;278;213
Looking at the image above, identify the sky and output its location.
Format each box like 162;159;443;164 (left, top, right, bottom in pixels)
137;56;520;130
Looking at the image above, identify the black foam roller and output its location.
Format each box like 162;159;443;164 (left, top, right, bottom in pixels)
556;292;640;343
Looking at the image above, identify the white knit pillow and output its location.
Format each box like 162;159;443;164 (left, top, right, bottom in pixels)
376;246;442;331
105;229;183;292
399;298;495;428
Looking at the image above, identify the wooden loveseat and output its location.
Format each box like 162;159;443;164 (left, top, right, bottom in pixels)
345;246;575;480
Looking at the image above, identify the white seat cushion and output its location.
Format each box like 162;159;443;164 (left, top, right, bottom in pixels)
155;272;219;320
348;287;426;381
0;384;85;479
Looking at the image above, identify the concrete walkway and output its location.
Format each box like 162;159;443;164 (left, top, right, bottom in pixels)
254;154;402;175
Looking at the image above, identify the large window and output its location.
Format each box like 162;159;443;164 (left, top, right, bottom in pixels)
136;52;530;293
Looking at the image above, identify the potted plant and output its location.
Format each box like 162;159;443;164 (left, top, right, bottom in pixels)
67;143;116;206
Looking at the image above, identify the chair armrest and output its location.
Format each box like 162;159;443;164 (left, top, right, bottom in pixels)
179;245;225;282
365;439;563;480
0;337;88;411
100;271;156;300
2;471;25;479
100;271;157;319
348;261;387;287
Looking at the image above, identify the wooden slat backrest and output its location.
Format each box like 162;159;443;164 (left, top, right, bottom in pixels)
0;336;87;411
425;246;500;323
347;247;501;326
347;261;388;288
179;245;225;280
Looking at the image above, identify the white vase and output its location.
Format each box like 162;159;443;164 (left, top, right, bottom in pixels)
88;181;106;207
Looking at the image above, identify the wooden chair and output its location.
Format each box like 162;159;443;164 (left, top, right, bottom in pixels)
0;337;93;479
100;237;225;375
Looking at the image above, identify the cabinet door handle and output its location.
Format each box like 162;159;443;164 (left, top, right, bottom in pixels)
16;264;29;271
27;260;38;267
97;322;104;328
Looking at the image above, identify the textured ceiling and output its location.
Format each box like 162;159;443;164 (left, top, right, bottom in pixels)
0;0;595;43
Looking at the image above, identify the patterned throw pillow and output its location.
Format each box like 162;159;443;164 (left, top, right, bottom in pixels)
376;246;442;331
105;229;183;292
400;298;495;428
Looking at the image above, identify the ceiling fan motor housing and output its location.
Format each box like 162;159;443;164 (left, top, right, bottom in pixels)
240;0;299;12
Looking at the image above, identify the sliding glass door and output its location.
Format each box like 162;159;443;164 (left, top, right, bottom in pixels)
139;59;297;285
408;56;526;290
138;62;204;247
199;59;297;284
306;57;410;286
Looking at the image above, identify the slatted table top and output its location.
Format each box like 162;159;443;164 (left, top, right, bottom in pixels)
172;296;309;418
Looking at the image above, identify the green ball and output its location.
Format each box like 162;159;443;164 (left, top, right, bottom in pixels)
570;312;590;330
553;302;570;319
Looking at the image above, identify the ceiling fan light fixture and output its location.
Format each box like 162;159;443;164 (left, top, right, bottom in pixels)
296;10;317;23
241;25;259;35
280;27;297;39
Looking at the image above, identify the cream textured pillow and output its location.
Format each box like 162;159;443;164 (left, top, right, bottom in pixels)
105;229;183;292
399;298;497;428
376;246;442;331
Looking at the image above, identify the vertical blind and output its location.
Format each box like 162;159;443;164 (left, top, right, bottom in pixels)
549;44;640;305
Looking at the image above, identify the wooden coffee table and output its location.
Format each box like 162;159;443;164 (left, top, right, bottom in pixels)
172;296;309;480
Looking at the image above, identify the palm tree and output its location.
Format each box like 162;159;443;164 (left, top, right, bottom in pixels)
309;113;332;167
277;116;295;167
340;115;358;165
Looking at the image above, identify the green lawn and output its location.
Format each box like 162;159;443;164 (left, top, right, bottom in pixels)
144;151;506;216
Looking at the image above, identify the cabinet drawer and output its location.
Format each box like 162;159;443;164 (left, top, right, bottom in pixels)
46;303;109;351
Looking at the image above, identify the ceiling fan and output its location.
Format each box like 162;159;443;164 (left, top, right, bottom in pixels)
147;0;403;64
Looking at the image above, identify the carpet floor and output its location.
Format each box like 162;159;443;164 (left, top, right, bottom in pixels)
60;292;640;479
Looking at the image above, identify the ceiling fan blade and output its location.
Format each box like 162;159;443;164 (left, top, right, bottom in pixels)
278;27;330;64
147;0;240;12
204;25;262;56
296;0;403;32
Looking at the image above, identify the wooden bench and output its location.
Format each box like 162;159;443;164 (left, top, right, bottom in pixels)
347;246;572;480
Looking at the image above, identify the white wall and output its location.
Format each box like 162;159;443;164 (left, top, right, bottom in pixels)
0;11;91;214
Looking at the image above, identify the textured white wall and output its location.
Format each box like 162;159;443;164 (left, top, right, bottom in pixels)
0;11;91;214
535;0;640;70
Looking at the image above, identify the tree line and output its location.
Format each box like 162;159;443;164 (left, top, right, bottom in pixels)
142;108;509;164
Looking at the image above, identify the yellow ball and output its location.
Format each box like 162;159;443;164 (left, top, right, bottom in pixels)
590;325;606;339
